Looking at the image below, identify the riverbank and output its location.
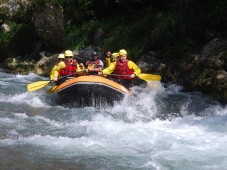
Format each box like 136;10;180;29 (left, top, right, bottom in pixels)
1;39;227;104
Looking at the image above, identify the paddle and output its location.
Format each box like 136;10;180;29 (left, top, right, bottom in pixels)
138;73;161;83
46;85;57;94
45;69;88;94
27;80;52;92
27;72;79;92
103;73;161;83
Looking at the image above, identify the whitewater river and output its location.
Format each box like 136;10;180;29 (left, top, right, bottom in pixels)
0;70;227;169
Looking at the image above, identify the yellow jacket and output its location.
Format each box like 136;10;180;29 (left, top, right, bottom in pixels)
102;60;141;76
50;65;58;80
105;58;111;67
53;60;82;79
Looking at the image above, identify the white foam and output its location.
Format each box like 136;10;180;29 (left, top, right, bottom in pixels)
1;72;227;169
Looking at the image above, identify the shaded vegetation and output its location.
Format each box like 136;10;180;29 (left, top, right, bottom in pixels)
0;0;227;62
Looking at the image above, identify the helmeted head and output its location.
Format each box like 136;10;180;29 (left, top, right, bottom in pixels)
64;50;74;62
57;53;65;59
91;51;98;61
111;52;119;62
119;49;127;62
119;49;127;56
64;50;74;57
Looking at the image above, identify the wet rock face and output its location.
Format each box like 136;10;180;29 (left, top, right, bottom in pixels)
176;38;227;103
0;0;32;19
3;57;35;75
209;70;227;103
137;51;164;74
3;51;56;75
198;39;227;97
32;4;64;49
75;46;98;64
200;38;227;69
34;52;56;76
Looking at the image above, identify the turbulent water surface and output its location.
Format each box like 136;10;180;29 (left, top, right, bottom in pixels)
0;71;227;169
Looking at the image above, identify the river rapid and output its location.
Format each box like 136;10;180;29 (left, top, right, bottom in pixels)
0;71;227;170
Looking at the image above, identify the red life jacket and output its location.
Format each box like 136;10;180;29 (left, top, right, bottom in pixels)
113;60;134;80
86;60;100;68
86;60;100;69
59;59;77;76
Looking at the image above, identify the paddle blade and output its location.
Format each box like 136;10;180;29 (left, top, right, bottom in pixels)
138;73;161;81
27;81;50;92
46;86;57;94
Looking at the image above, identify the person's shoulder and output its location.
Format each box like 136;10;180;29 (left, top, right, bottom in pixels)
59;61;65;65
127;60;137;66
110;61;117;66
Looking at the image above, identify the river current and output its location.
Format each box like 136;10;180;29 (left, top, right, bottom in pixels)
0;71;227;169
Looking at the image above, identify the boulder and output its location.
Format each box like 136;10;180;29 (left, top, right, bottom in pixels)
137;51;164;73
175;38;227;103
75;46;104;64
0;0;32;19
32;3;64;49
3;57;35;74
34;52;56;76
200;38;227;68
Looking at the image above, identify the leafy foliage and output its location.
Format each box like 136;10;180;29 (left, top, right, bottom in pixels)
198;68;214;84
64;20;98;50
0;21;38;61
0;0;227;62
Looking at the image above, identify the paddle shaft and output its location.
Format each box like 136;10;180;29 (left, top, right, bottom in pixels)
103;73;161;80
103;74;131;77
102;73;161;84
55;69;87;82
27;71;84;92
45;70;86;93
58;72;78;80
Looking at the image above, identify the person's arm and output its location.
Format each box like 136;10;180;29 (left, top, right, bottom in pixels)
105;58;111;67
76;62;88;75
76;63;82;72
53;61;66;81
102;62;116;75
97;60;104;68
50;65;57;80
89;60;104;72
128;61;141;76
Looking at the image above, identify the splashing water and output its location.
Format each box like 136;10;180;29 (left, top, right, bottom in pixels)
0;71;227;169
